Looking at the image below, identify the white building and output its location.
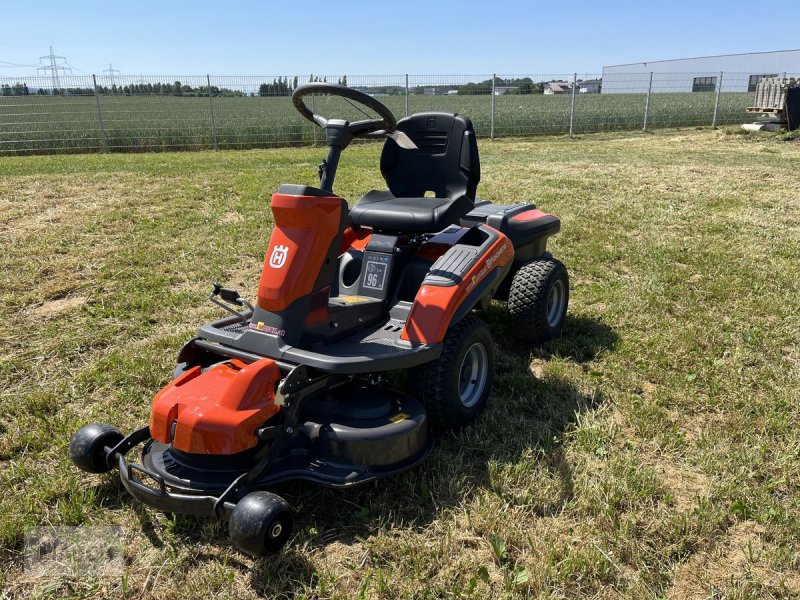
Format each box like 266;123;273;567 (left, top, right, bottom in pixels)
494;86;519;95
578;79;601;94
543;81;573;95
601;49;800;94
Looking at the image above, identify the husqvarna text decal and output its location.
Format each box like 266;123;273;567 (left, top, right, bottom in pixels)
249;321;287;337
466;240;512;293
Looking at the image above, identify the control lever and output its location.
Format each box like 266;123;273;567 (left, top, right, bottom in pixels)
209;283;255;322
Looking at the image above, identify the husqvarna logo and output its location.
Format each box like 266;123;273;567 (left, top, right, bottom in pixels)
269;245;289;268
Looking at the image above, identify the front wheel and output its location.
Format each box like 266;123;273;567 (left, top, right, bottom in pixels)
507;256;569;344
411;314;494;432
229;491;294;556
69;424;124;474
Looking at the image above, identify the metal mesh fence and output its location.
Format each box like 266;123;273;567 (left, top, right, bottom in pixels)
0;72;795;155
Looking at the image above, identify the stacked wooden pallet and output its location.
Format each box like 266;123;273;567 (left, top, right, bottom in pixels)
744;77;799;131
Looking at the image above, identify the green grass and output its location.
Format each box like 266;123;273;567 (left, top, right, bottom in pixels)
1;129;799;598
0;91;754;154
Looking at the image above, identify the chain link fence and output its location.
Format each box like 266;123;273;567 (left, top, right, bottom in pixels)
0;72;794;155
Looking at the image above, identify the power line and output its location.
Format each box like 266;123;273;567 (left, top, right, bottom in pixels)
0;60;40;68
65;62;88;75
103;63;121;86
37;45;72;90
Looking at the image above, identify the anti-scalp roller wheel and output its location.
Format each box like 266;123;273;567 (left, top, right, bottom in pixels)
228;491;294;556
69;423;124;474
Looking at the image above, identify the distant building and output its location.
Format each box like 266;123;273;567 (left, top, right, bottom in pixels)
543;81;573;95
601;49;800;94
423;86;457;95
494;86;519;95
578;79;602;94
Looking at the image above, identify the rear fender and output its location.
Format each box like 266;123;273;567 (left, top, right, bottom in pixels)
401;225;513;344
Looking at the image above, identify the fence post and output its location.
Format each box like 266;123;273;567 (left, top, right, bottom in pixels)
92;74;108;153
207;74;218;150
490;73;496;139
569;72;577;138
405;73;409;117
711;71;723;128
643;72;654;131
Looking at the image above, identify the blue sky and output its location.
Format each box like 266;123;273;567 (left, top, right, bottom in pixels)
1;0;798;77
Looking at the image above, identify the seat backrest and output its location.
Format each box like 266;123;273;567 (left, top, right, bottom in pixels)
380;113;480;201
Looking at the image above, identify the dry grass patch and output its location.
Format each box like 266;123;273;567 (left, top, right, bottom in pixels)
27;295;88;321
669;521;800;599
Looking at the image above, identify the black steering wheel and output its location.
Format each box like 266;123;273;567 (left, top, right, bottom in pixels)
292;83;397;140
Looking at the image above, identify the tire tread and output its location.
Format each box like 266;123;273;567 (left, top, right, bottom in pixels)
507;257;568;344
411;314;493;431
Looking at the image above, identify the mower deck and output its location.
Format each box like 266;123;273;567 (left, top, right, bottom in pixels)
116;385;432;517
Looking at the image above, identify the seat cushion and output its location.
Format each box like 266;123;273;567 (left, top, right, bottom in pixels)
349;190;474;233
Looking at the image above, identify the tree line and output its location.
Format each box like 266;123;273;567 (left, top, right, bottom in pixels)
1;75;565;98
0;81;248;97
0;74;353;97
456;77;541;95
257;75;349;96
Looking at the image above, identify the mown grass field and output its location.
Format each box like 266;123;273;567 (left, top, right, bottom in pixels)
0;91;753;154
1;128;799;599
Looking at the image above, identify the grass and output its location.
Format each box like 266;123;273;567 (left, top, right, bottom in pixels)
0;91;755;154
1;128;799;598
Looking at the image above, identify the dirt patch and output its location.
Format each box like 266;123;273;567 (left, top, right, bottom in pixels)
529;359;547;379
641;381;658;398
669;521;800;599
31;296;87;320
653;461;711;512
677;413;713;444
219;212;242;224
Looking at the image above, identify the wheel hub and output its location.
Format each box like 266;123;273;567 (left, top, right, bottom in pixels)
546;280;566;328
458;343;488;408
269;522;283;539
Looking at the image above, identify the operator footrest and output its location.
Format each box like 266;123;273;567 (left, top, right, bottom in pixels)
317;318;408;358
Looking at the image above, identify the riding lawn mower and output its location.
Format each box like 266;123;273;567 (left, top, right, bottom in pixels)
69;83;569;555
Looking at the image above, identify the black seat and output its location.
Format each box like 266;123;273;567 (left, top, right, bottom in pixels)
349;113;480;233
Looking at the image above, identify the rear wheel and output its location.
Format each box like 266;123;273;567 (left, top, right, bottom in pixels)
507;257;569;344
411;315;494;431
